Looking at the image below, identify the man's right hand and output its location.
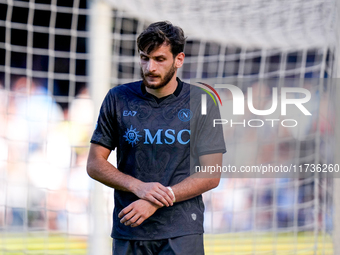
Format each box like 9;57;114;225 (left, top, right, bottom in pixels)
133;182;174;207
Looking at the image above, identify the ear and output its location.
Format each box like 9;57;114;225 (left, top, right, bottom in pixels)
174;52;185;68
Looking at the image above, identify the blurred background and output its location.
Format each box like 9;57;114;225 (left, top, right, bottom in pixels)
0;0;339;254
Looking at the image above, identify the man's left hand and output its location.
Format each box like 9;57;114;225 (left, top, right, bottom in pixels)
118;199;160;227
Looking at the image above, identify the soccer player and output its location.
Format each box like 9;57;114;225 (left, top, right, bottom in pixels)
87;21;226;255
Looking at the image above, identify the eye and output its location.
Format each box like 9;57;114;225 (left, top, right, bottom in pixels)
156;57;165;62
140;55;149;61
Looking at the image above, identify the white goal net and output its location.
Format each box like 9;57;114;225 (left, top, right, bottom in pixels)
0;0;339;254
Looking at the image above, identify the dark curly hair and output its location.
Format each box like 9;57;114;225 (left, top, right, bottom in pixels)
137;21;186;57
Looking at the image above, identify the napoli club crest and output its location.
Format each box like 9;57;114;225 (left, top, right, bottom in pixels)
178;109;192;122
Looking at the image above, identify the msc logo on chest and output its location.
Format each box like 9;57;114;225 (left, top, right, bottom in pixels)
124;126;190;146
123;126;142;146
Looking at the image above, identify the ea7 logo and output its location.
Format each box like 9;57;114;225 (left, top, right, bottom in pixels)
123;110;137;117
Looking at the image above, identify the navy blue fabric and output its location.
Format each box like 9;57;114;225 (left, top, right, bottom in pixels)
112;234;204;255
91;78;226;240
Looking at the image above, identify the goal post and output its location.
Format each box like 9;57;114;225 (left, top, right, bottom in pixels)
87;1;112;254
334;85;340;255
333;0;340;252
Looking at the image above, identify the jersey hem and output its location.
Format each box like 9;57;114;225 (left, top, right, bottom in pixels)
90;140;114;151
111;230;204;241
197;148;227;157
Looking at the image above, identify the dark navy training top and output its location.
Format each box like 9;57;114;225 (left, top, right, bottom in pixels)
91;78;226;240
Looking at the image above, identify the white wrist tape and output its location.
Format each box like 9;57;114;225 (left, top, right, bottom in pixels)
167;186;176;203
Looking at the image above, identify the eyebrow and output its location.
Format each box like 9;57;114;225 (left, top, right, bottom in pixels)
139;52;167;59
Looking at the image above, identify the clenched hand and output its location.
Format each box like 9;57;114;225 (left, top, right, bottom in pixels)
134;182;174;207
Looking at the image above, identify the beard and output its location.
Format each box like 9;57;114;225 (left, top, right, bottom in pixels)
141;63;177;90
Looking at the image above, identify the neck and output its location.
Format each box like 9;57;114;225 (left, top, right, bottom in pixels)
145;74;178;98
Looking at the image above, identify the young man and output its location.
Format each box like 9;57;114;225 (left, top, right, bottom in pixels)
87;21;226;254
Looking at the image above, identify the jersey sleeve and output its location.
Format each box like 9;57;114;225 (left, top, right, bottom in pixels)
193;93;226;156
90;89;118;150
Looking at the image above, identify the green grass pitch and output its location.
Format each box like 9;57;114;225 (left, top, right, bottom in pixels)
0;232;333;255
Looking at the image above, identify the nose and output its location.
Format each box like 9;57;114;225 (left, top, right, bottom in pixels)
147;59;157;73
